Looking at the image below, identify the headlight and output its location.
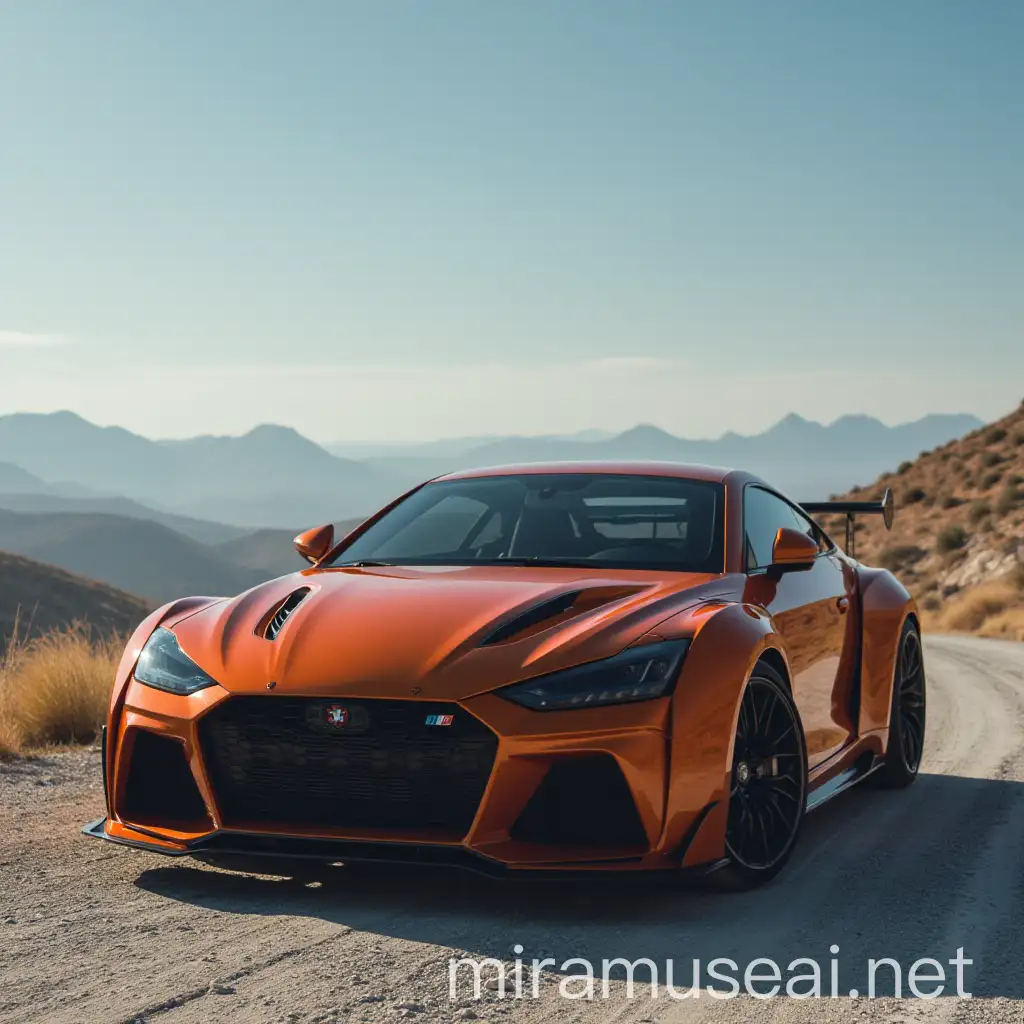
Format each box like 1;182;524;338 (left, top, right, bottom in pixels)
498;639;690;711
134;628;218;696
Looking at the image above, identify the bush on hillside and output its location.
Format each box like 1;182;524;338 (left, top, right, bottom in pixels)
936;525;967;553
968;501;990;524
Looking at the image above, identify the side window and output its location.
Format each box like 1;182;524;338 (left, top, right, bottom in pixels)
744;487;817;570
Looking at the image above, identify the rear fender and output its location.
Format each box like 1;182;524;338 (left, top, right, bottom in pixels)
857;566;917;747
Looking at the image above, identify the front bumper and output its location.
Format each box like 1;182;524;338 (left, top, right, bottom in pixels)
91;676;727;874
83;817;731;879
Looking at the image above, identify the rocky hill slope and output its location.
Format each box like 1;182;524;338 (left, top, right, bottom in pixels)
822;401;1024;637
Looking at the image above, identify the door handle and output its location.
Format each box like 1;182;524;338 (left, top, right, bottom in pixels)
836;596;850;614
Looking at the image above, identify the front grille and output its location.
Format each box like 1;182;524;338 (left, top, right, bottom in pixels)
198;697;497;835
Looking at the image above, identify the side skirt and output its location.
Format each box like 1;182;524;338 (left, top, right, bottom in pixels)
805;753;880;813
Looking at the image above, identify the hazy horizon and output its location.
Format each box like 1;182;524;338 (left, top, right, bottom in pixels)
2;3;1021;442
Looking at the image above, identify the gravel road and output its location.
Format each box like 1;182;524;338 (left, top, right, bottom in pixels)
2;635;1024;1024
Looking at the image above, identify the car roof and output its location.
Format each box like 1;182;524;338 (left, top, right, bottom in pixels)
436;461;755;485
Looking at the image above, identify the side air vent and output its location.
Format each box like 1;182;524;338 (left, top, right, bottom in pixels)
480;591;583;646
262;588;311;641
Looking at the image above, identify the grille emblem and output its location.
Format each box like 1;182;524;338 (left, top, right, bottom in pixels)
425;714;455;727
323;705;350;728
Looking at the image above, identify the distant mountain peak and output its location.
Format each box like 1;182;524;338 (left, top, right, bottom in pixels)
244;423;305;440
616;423;678;441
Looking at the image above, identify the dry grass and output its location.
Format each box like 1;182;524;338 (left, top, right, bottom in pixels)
928;581;1024;638
0;621;120;756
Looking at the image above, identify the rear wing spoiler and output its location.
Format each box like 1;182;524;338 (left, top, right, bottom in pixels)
800;488;894;559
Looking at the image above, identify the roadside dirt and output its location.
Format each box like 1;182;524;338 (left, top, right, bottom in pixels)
3;635;1024;1024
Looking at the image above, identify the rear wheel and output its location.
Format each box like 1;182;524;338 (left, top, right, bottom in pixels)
870;621;926;789
713;666;807;890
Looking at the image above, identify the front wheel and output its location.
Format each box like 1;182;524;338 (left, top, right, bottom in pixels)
713;665;807;890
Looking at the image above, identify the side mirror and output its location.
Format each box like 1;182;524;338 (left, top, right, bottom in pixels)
771;527;818;572
293;524;334;565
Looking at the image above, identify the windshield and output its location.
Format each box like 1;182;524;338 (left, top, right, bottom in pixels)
329;473;725;573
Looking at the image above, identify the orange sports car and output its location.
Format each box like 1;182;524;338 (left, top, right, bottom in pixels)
84;463;924;888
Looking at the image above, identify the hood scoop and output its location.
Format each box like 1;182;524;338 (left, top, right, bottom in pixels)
261;588;311;641
479;585;646;647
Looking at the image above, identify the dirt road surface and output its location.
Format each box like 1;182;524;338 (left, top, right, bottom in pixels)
2;635;1023;1023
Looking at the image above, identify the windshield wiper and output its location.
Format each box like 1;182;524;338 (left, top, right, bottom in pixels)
335;560;395;568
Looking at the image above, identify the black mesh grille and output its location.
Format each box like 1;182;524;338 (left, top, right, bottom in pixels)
122;730;210;827
511;755;648;848
198;697;498;834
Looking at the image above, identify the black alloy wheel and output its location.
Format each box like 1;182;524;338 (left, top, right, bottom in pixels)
872;621;926;789
716;666;807;889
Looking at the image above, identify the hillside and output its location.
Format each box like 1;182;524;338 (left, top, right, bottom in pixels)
823;401;1024;637
0;492;247;545
0;509;268;602
0;461;51;494
0;551;150;652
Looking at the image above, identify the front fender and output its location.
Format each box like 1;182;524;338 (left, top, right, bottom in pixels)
104;596;226;807
655;601;788;866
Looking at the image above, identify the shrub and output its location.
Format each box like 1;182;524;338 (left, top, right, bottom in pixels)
922;594;941;612
996;485;1019;515
937;525;967;553
980;451;1001;468
879;545;927;572
903;487;927;505
968;501;990;524
940;495;964;509
897;460;913;474
981;470;1003;490
1010;559;1024;592
986;427;1008;444
0;624;120;752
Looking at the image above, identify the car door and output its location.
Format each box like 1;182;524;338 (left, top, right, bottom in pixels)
741;485;858;768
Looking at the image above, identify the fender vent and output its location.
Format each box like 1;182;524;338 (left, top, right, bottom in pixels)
263;588;311;640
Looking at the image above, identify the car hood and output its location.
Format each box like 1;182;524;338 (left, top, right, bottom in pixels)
167;564;730;701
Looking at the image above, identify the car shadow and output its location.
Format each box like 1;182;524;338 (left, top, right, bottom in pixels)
135;772;1024;999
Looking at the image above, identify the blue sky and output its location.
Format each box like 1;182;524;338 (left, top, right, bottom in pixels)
1;2;1021;442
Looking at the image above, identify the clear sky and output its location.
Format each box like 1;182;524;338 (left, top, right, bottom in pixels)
1;2;1021;443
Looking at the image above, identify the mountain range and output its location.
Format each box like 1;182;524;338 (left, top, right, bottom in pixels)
0;406;1009;643
0;410;984;529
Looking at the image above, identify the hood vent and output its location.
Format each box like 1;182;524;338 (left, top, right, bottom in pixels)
262;588;311;641
480;591;583;647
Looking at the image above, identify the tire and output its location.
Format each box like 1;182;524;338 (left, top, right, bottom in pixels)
869;620;926;789
711;663;808;890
